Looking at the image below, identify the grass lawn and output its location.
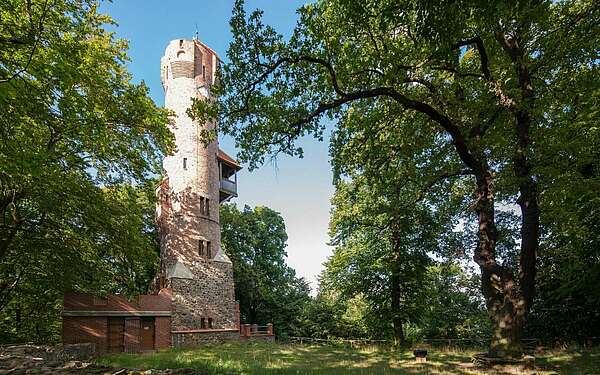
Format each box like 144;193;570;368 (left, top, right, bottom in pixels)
96;341;600;374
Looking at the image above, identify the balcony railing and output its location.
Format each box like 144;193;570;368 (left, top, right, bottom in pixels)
220;178;237;196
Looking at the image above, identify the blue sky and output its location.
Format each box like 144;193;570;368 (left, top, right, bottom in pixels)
102;0;333;291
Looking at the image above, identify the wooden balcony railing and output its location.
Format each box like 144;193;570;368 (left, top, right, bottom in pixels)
220;178;237;196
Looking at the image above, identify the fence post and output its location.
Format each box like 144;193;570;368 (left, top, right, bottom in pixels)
243;324;251;337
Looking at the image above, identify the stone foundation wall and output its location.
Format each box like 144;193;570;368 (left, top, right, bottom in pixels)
171;330;240;347
170;261;237;331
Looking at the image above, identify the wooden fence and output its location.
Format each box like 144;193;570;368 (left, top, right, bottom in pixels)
287;336;600;348
287;336;543;348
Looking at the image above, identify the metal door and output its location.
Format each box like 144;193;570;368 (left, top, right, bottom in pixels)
141;317;155;351
107;317;124;353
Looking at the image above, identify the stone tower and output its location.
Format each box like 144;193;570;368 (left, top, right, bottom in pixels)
156;38;241;345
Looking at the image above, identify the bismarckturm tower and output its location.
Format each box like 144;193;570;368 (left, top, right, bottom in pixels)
155;38;242;345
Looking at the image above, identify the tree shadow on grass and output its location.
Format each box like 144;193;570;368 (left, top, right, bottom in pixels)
98;343;600;374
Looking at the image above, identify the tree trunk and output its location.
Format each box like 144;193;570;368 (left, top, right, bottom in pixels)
472;170;525;357
508;38;539;316
486;271;527;358
515;108;539;314
0;197;22;263
249;303;258;324
390;235;404;344
493;30;540;356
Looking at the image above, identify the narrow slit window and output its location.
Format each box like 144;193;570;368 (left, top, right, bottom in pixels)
206;241;211;258
205;198;210;216
200;318;206;329
208;318;213;329
200;197;205;214
202;65;206;80
183;158;187;170
198;240;204;256
179;39;183;48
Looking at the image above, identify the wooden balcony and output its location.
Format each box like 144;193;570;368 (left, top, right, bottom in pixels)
220;177;237;200
217;148;241;203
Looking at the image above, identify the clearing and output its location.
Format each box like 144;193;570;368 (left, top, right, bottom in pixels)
96;341;600;374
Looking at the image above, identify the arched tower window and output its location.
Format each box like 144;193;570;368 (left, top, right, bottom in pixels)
177;50;185;59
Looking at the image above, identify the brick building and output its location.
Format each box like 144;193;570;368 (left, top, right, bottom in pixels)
62;38;273;353
62;291;172;353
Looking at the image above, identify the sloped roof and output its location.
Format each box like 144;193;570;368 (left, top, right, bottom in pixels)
166;261;194;280
218;148;242;170
193;39;222;63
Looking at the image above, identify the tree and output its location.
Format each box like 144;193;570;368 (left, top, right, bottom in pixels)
324;177;440;343
191;0;600;357
220;204;310;337
0;0;173;341
295;293;370;340
422;263;490;340
526;146;600;342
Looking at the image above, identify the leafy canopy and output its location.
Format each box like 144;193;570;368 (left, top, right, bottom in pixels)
0;0;173;342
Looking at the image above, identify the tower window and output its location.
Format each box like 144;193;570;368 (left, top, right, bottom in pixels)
208;318;213;329
183;158;187;170
202;65;206;80
200;318;206;329
200;197;209;216
198;240;205;256
206;241;212;258
179;39;183;48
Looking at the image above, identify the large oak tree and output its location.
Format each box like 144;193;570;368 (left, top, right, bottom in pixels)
192;0;599;357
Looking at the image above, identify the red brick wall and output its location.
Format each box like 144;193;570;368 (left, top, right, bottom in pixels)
139;289;172;311
62;317;108;353
124;318;141;353
64;290;171;313
155;317;171;349
62;290;172;353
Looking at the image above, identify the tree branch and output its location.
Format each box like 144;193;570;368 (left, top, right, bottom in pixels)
452;36;492;80
245;54;485;176
0;0;51;84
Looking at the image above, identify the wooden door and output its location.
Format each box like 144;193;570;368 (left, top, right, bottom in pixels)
107;317;124;353
141;317;155;351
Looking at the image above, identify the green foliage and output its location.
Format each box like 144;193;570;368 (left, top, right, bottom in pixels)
0;181;162;343
0;0;173;342
421;263;490;340
192;0;600;351
295;293;370;340
220;204;311;337
527;152;600;341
